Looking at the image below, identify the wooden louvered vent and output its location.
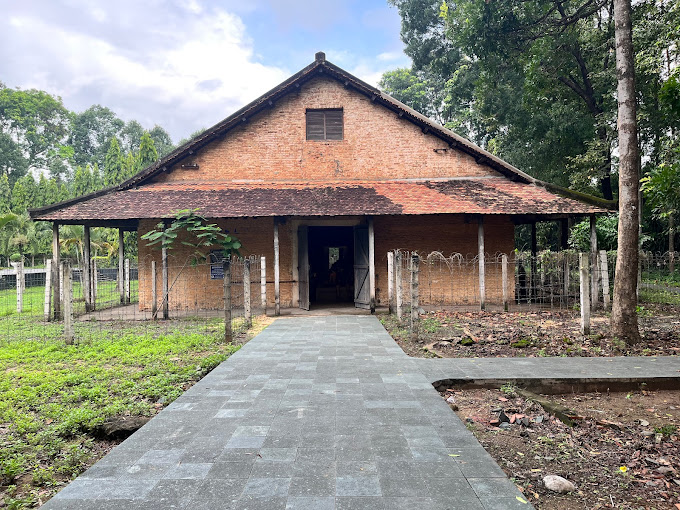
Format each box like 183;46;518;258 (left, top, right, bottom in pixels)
306;109;343;140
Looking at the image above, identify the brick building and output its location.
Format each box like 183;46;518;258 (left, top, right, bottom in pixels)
31;52;608;314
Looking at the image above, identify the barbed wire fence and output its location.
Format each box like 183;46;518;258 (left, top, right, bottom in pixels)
388;250;678;336
1;250;678;344
0;255;267;345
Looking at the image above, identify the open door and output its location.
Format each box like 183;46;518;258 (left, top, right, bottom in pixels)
298;226;310;310
353;225;370;309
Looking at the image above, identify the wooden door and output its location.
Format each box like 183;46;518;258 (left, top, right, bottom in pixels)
298;226;310;310
354;225;370;309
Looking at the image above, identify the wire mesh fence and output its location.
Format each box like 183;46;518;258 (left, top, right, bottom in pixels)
1;249;678;344
0;255;267;345
388;249;656;315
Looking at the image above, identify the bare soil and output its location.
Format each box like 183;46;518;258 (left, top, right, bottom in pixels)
445;387;680;509
381;304;680;358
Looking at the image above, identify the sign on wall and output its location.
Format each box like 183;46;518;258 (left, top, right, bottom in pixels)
209;251;224;279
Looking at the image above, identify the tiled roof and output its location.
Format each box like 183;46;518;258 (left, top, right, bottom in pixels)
31;178;605;222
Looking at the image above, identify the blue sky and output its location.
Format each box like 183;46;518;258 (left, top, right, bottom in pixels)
0;0;410;142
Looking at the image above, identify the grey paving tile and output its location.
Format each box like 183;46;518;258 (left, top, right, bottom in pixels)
336;475;382;496
285;496;335;510
242;477;291;498
336;496;386;510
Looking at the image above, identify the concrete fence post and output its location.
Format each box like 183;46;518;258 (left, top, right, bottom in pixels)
410;253;419;339
274;222;280;316
151;260;158;319
223;258;232;343
13;260;24;314
44;259;52;321
478;218;486;310
563;256;570;297
599;250;610;310
395;251;403;320
92;258;98;310
162;243;169;320
501;254;509;312
83;226;92;312
244;258;252;329
124;258;131;304
590;216;598;310
579;253;591;335
387;251;395;314
260;256;267;313
62;262;74;345
118;229;125;304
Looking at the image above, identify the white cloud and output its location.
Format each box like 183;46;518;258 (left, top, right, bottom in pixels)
0;1;289;141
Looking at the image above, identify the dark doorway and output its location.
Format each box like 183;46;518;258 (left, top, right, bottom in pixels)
307;226;354;305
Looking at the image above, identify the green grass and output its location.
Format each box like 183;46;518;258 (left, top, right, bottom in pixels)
0;313;264;508
639;288;680;306
0;280;139;317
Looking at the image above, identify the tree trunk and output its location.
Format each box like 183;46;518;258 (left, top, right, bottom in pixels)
610;0;641;344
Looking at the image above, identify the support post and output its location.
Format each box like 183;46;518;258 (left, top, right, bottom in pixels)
223;258;232;343
563;256;570;297
579;253;591;335
560;219;569;250
368;216;376;313
530;221;537;302
243;258;252;328
162;236;169;320
599;250;610;310
260;256;267;313
590;215;598;310
13;259;24;314
63;262;74;345
395;251;403;320
52;223;60;320
387;251;395;314
151;260;157;319
274;221;280;316
124;258;131;304
410;253;419;338
92;257;98;309
118;229;125;304
83;226;92;312
44;259;52;321
502;254;508;312
478;217;486;310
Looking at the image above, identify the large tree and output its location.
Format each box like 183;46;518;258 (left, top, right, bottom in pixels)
610;0;641;343
0;86;72;179
70;105;125;169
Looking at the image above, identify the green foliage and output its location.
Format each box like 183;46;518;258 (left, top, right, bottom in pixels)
69;105;125;169
641;156;680;220
103;136;124;187
0;315;244;502
0;174;11;213
0;86;72;180
141;209;242;261
568;214;620;251
137;131;159;170
10;175;36;214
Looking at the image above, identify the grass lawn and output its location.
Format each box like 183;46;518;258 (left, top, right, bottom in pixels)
0;313;269;508
0;281;140;318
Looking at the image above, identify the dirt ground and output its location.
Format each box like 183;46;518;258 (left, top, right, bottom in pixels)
445;387;680;509
381;303;680;358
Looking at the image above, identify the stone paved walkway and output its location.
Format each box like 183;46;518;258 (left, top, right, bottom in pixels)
43;316;680;510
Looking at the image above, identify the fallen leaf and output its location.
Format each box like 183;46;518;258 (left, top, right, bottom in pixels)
516;496;528;504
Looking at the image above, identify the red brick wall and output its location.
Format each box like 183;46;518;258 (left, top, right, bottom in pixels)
153;76;499;184
137;214;514;311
